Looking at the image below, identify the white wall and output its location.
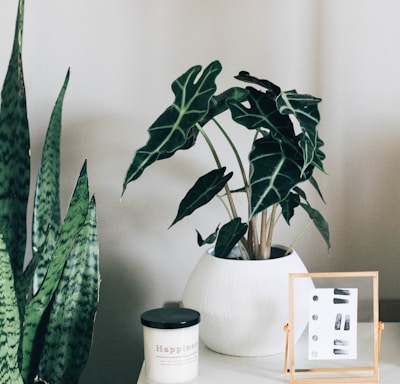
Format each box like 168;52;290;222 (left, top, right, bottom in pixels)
1;0;400;382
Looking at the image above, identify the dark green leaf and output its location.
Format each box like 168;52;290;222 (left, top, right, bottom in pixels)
276;90;322;174
170;168;233;227
300;202;330;250
21;163;89;383
249;136;309;217
199;87;248;126
196;226;219;246
280;192;300;225
32;69;70;295
214;218;248;258
0;0;29;297
123;60;222;193
38;196;99;384
0;234;24;384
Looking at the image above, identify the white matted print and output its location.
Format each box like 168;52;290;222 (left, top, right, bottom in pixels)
308;288;358;360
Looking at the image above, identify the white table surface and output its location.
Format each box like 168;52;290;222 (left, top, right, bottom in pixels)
137;323;400;383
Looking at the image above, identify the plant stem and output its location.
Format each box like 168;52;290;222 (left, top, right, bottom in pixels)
286;220;312;255
264;204;278;260
258;209;268;259
195;123;238;218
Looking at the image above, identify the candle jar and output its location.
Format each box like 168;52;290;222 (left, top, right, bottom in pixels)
141;307;201;384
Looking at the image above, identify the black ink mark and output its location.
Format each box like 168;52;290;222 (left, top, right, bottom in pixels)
334;298;349;304
344;315;350;331
334;288;350;296
334;313;342;330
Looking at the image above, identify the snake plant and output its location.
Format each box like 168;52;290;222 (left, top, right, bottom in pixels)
0;1;99;383
123;60;330;260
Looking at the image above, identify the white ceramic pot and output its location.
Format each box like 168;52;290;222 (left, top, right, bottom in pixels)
182;245;313;356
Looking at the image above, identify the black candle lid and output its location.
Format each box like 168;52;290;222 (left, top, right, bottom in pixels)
141;307;200;329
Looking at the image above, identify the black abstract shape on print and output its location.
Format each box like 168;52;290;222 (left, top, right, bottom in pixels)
334;288;351;296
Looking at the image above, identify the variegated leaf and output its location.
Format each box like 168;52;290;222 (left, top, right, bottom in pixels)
0;0;29;302
0;234;23;384
38;196;99;384
31;70;70;295
123;60;222;192
21;163;89;383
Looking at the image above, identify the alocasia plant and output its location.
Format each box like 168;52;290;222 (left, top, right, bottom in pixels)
123;60;329;260
0;1;99;383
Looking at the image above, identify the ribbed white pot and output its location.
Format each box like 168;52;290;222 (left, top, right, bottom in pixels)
182;245;313;356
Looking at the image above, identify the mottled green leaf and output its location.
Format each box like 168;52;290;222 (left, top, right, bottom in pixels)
0;0;29;299
21;163;89;383
32;69;70;295
38;196;99;384
214;218;248;258
0;234;23;384
123;60;222;192
171;167;232;227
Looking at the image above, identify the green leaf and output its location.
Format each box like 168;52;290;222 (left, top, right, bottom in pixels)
170;168;233;227
122;60;222;193
0;0;29;295
38;196;99;384
199;87;249;126
21;163;89;383
32;69;70;295
276;90;322;174
248;136;310;217
227;87;292;134
214;218;248;258
0;234;24;384
196;226;219;246
280;192;300;225
300;202;330;251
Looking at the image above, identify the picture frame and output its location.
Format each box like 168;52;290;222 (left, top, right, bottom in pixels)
284;271;384;383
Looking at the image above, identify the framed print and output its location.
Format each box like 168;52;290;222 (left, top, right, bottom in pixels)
285;271;384;383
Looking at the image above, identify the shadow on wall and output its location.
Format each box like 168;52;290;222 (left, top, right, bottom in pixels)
79;251;147;383
333;121;400;299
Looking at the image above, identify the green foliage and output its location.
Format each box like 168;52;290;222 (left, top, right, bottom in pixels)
0;1;99;383
123;60;330;260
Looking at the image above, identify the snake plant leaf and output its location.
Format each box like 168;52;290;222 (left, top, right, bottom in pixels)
122;60;222;193
0;234;24;384
170;167;233;227
280;192;301;225
32;69;70;295
248;136;310;218
0;0;29;292
300;202;331;250
21;162;89;383
214;218;248;258
276;90;322;175
38;196;99;384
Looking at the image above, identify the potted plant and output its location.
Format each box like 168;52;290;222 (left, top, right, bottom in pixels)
0;1;99;382
122;60;329;355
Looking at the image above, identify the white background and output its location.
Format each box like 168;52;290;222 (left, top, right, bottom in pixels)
1;1;400;382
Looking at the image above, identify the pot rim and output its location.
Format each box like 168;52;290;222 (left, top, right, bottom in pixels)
206;243;294;261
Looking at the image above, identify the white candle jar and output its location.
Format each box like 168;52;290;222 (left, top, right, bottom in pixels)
141;307;200;384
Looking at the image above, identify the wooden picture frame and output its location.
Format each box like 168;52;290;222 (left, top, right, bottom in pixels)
284;271;384;383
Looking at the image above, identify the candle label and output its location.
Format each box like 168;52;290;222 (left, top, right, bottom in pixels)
144;325;199;384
